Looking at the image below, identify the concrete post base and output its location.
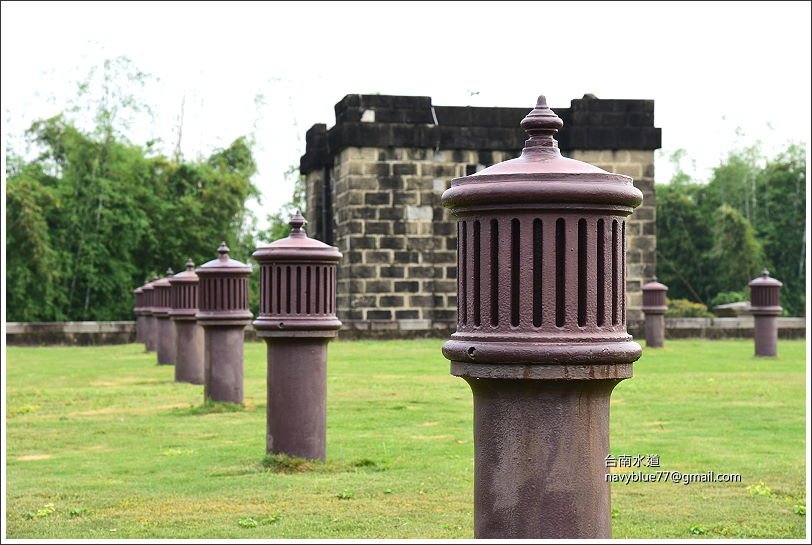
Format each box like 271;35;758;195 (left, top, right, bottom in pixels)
135;315;144;343
174;320;204;384
145;316;157;352
203;326;246;404
644;312;665;348
156;317;176;365
754;314;778;356
461;375;623;539
264;338;329;461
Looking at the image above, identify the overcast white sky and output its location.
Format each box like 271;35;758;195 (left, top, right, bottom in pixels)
2;1;810;229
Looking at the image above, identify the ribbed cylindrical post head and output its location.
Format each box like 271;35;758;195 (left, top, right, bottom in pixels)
152;267;174;318
252;212;343;337
749;269;782;316
195;242;253;326
441;93;644;378
169;259;200;321
642;276;668;315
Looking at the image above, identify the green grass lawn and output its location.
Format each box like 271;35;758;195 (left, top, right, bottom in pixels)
4;339;808;539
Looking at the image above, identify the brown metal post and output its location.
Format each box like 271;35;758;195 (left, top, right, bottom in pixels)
642;277;668;348
153;268;176;365
196;242;253;404
749;269;782;357
133;285;144;344
141;276;159;352
252;212;342;461
441;95;643;539
170;259;204;384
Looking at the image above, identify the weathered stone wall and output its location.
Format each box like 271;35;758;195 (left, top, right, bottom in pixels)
301;94;661;337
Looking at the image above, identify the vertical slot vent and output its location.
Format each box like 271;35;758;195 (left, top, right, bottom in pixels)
597;219;605;327
511;218;520;327
556;218;565;327
578;218;587;327
490;219;499;327
533;219;542;327
621;221;626;324
306;266;312;314
473;220;481;327
323;266;328;314
330;267;335;314
612;219;619;326
296;266;302;314
316;267;321;314
286;266;291;314
276;267;282;314
461;221;467;325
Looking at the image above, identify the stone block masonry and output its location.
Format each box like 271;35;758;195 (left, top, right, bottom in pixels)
301;94;661;337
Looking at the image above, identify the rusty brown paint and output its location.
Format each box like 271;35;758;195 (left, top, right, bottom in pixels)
153;267;176;365
252;212;342;460
441;95;643;538
749;269;782;357
141;276;160;352
170;259;204;384
642;277;668;348
196;243;253;404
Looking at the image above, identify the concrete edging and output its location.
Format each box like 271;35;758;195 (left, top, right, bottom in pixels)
6;317;806;345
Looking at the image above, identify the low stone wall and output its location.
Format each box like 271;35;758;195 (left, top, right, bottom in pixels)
6;321;137;346
7;317;806;345
628;317;807;340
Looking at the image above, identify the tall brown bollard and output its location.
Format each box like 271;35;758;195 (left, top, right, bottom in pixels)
642;277;668;348
252;212;342;461
153;268;176;365
196;243;253;404
170;259;204;384
441;95;643;539
133;284;145;344
142;276;159;352
749;269;782;357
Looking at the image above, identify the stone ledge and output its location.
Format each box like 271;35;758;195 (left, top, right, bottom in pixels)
627;317;806;340
302;94;663;173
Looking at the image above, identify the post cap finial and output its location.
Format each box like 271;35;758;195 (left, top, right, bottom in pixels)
762;268;770;278
186;258;195;271
520;95;564;150
165;267;174;277
218;241;230;259
652;275;657;282
289;211;307;234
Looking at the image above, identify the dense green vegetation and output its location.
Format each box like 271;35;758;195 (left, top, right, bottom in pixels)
6;59;260;322
5;339;806;539
657;145;806;316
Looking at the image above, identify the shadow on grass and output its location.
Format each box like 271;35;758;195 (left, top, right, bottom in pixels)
168;400;245;416
209;454;389;478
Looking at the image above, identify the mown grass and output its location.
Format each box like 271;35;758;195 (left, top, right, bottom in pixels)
4;339;807;538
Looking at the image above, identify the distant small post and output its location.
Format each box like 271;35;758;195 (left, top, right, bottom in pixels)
153;268;176;365
749;269;782;357
141;276;159;352
170;259;204;384
641;277;668;348
252;212;342;461
133;284;145;344
196;243;253;404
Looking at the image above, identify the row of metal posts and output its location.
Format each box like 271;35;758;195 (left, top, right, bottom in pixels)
130;94;783;539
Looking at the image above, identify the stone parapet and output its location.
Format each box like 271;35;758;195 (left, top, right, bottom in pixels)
301;94;662;336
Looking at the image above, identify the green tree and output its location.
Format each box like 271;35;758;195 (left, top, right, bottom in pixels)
709;204;765;292
259;165;306;244
656;142;805;315
6;58;259;322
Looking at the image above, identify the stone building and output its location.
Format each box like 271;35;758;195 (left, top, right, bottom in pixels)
300;93;661;337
